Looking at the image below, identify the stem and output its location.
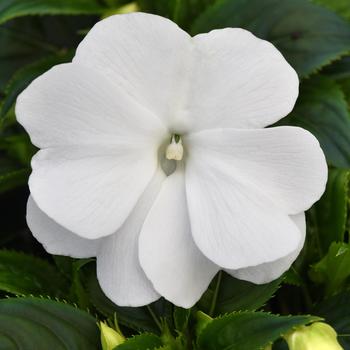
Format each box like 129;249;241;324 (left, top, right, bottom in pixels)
209;271;222;317
147;305;162;331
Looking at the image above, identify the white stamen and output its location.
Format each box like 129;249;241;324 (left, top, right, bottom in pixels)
166;135;183;161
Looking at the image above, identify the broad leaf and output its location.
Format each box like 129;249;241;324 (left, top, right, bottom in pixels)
0;0;105;25
312;292;350;349
197;311;320;350
0;250;67;296
310;169;349;253
191;0;350;77
115;333;163;350
310;242;350;296
0;297;100;350
280;76;350;168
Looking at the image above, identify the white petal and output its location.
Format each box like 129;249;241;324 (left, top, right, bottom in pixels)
16;63;165;149
73;13;192;128
183;28;298;131
97;170;165;307
226;213;306;284
185;151;302;269
139;168;219;308
186;127;327;215
27;196;99;258
29;145;158;239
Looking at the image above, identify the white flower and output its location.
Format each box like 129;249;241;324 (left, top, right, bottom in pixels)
16;13;327;308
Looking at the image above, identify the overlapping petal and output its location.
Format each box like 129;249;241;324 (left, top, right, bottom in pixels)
227;213;306;284
29;145;159;239
97;169;165;307
139;168;219;308
186;127;327;215
182;28;299;132
73;12;193;128
27;196;99;258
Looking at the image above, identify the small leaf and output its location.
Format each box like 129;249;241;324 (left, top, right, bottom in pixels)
197;311;321;350
0;297;100;350
310;242;350;296
312;292;350;349
173;307;191;332
310;169;349;253
115;333;163;350
280;76;350;168
0;250;67;297
0;163;29;193
0;0;106;25
191;0;350;77
214;272;282;315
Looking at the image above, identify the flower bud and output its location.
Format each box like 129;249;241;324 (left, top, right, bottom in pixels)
100;321;125;350
285;322;343;350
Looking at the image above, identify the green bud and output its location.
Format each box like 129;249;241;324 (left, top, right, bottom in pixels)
285;322;344;350
100;321;125;350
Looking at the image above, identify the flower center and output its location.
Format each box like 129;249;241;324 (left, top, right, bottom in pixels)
165;134;183;161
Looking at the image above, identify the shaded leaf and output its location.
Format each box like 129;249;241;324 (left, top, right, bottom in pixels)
197;311;320;350
280;76;350;168
191;0;350;77
0;250;66;296
173;307;191;332
0;297;100;350
313;0;350;22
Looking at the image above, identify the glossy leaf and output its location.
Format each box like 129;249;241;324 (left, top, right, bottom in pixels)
280;76;350;168
0;250;66;296
197;312;320;350
0;0;106;25
0;297;99;350
191;0;350;77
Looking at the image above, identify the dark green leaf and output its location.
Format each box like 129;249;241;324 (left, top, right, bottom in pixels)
280;76;350;167
0;297;100;350
323;56;350;80
0;250;67;296
0;52;73;121
115;333;163;350
197;311;320;350
0;164;29;193
312;292;350;349
214;272;281;315
310;169;349;253
174;307;191;332
0;0;105;25
310;242;350;296
191;0;350;76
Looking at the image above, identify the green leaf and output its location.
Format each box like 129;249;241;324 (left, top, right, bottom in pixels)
0;297;100;349
323;56;350;80
313;0;350;22
191;0;350;77
312;292;350;349
173;307;191;332
280;76;350;168
0;52;73;121
214;272;282;315
197;311;321;350
115;333;163;350
310;242;350;296
0;250;67;297
0;0;106;25
0;163;29;193
310;169;349;253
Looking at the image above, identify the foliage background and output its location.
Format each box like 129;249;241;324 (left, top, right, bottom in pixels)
0;0;349;349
